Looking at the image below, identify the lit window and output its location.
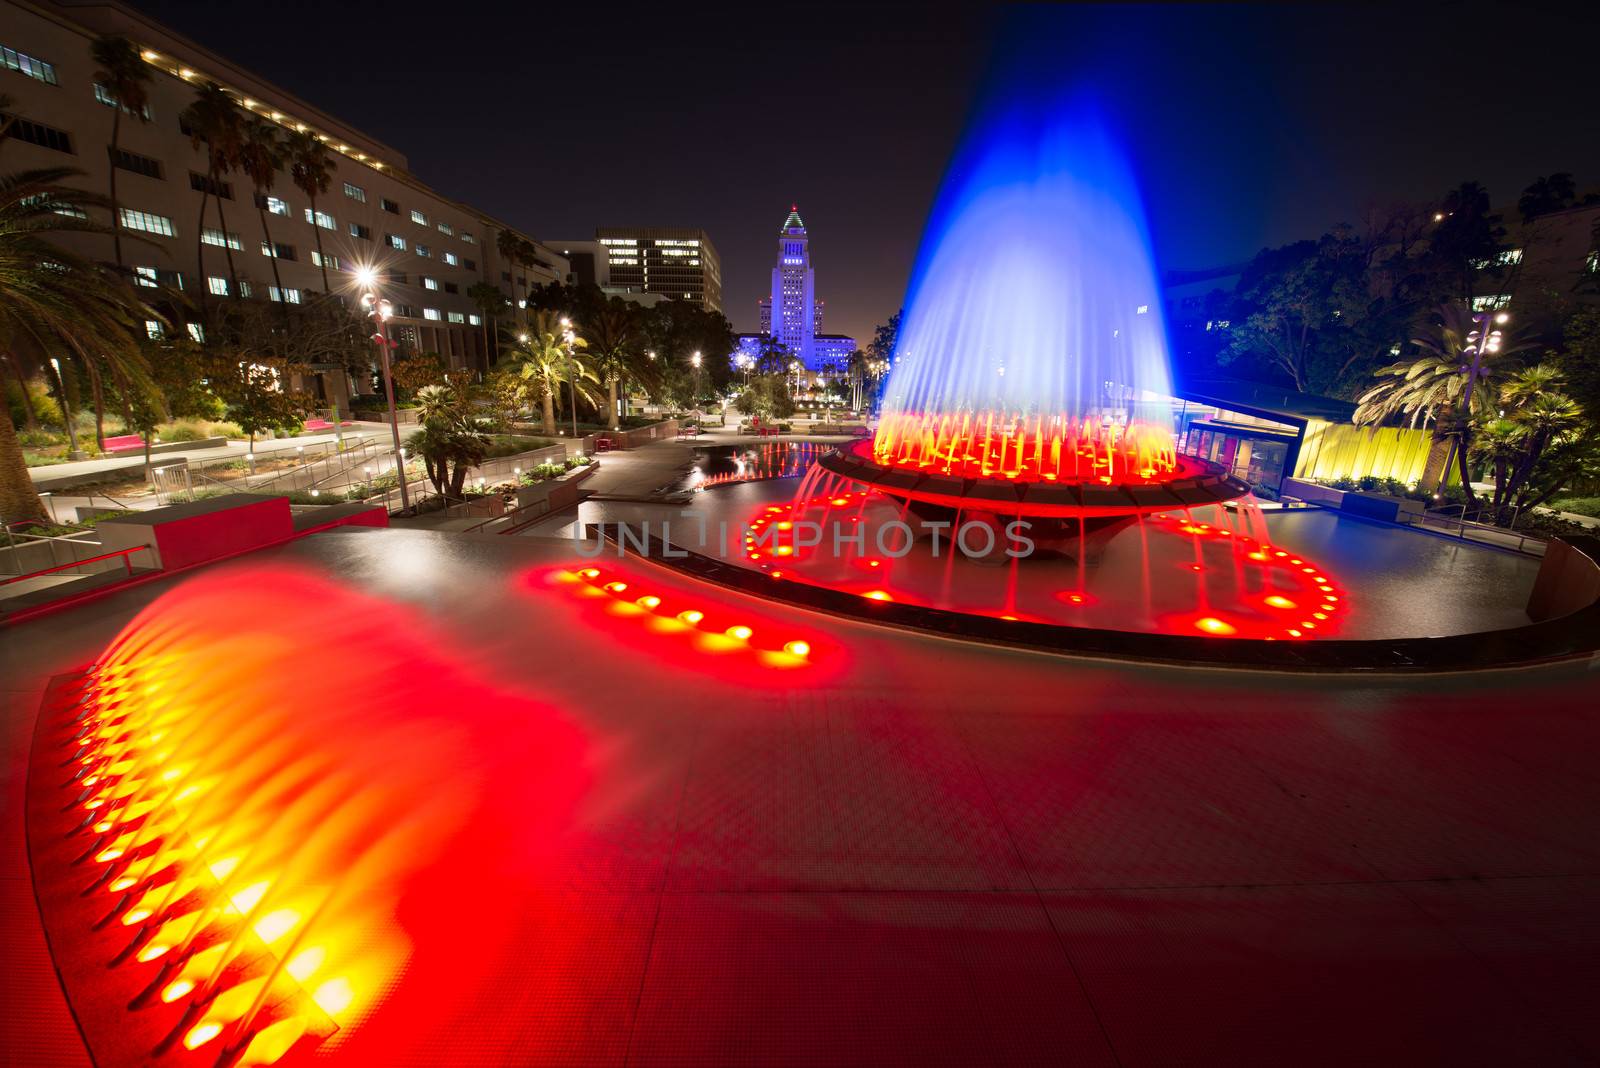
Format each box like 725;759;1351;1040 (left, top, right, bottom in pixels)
144;320;163;338
447;311;465;323
263;196;290;216
343;182;366;202
268;286;302;304
311;250;341;270
134;266;158;288
437;220;453;236
461;231;474;244
467;313;481;326
187;323;205;343
2;43;58;84
422;277;439;290
410;209;427;225
1471;294;1511;311
386;233;406;250
416;243;430;258
207;276;229;296
349;222;371;240
1587;251;1599;274
442;251;458;266
303;208;335;229
95;83;152;119
120;208;176;237
423;308;441;321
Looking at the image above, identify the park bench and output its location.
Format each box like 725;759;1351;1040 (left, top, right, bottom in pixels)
677;425;700;440
102;434;146;453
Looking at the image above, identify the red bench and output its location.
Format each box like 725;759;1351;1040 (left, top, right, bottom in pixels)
103;434;146;453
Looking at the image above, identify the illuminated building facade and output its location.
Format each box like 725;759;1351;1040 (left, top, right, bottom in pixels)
0;0;566;401
738;207;854;372
593;227;723;312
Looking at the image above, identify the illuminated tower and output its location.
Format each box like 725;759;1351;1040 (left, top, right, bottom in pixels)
769;206;816;366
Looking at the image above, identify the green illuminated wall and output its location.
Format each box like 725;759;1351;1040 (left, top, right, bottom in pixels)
1292;420;1434;484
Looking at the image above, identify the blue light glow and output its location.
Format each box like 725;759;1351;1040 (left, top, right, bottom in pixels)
883;92;1172;421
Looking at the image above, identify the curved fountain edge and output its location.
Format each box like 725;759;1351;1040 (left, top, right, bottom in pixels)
585;523;1600;675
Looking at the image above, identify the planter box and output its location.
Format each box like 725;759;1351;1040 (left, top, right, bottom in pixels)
470;444;568;485
96;493;293;570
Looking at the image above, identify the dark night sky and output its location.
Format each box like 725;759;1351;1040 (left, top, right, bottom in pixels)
130;1;1599;345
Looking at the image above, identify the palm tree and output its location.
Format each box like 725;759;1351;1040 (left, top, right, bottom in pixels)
408;383;489;500
238;117;286;304
90;35;151;270
502;311;593;435
496;229;524;325
467;282;507;368
284;128;334;291
180;82;244;307
1;169;164;521
1354;303;1534;502
583;303;650;431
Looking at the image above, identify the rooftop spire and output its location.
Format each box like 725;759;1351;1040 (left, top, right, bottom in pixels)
781;205;805;232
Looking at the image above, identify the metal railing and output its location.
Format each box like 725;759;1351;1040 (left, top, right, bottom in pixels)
1418;503;1545;555
0;544;150;587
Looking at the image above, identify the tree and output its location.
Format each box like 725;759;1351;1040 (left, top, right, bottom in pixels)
582;301;656;430
467;282;508;367
0;169;164;520
408;383;489;499
238;117;287;307
1554;307;1600;420
502;310;591;435
496;230;525;324
201;353;307;443
1517;173;1576;223
390;350;447;397
90;34;151;271
866;310;900;365
1426;182;1507;304
180;83;245;308
284;128;335;292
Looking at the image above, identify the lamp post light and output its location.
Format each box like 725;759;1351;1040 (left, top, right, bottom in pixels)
49;358;87;460
561;317;580;440
1442;308;1509;499
355;266;411;514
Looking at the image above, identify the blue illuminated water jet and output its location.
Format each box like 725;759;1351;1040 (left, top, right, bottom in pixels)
882;93;1172;422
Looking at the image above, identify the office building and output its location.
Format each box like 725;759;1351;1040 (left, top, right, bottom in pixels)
592;226;723;312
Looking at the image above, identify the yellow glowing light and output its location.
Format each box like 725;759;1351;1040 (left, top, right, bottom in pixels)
209;857;239;880
162;979;195;1003
1264;596;1296;609
184;1022;223;1050
783;640;810;657
94;821;113;833
313;977;354;1016
726;625;753;641
286;946;326;982
1313;612;1328;620
579;568;600;579
109;876;137;892
832;498;850;506
774;546;794;556
230;881;270;913
777;521;793;530
1248;552;1269;561
636;595;661;609
1195;617;1237;636
678;610;703;624
253;908;299;944
864;590;893;602
605;581;628;593
95;848;123;862
137;943;171;962
1287;628;1303;638
122;909;152;925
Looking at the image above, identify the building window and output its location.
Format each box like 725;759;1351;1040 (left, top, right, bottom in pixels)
500;272;511;283
93;82;151;119
189;172;231;199
444;282;458;295
207;276;230;296
344;181;366;202
1;44;58;85
437;221;453;236
381;198;399;214
447;311;465;324
1473;248;1524;270
422;277;439;290
260;241;297;260
410;209;427;225
303;208;335;229
1472;294;1511;311
386;270;407;284
111;148;163;179
268;286;302;304
461;231;474;244
442;251;458;266
144;320;163;339
422;308;441;321
415;243;430;258
385;233;406;250
201;228;241;249
463;258;476;271
121;208;175;237
349;222;372;241
258;195;290;216
187;323;205;343
468;314;482;326
133;266;158;288
393;303;416;319
1587;251;1599;274
7;117;73;154
311;250;341;270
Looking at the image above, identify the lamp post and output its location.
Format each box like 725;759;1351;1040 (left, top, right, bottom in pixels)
561;317;580;440
49;358;87;460
355;267;410;514
1442;309;1508;501
691;350;703;408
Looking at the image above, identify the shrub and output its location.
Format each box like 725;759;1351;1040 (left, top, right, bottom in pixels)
5;377;64;430
16;427;65;448
1550;496;1600;518
483;434;558;459
157;421;206;443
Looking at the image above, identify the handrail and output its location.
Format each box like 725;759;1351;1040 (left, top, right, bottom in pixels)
0;544;150;586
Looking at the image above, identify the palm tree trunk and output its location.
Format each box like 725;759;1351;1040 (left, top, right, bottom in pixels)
541;390;555;436
85;359;107;452
0;410;48;523
608;378;620;430
212;171;240;294
194;186;212;315
107;108;124;267
309;191;330;291
258;202;285;299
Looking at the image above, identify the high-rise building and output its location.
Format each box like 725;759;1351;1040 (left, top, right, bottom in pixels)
1;0;566;402
593;227;723;312
737;206;854;372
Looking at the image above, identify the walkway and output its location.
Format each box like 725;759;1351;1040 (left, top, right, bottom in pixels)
4;528;1598;1066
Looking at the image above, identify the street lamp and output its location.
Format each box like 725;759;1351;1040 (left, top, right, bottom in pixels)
1441;308;1510;500
691;350;703;408
355;266;411;513
561;317;580;440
